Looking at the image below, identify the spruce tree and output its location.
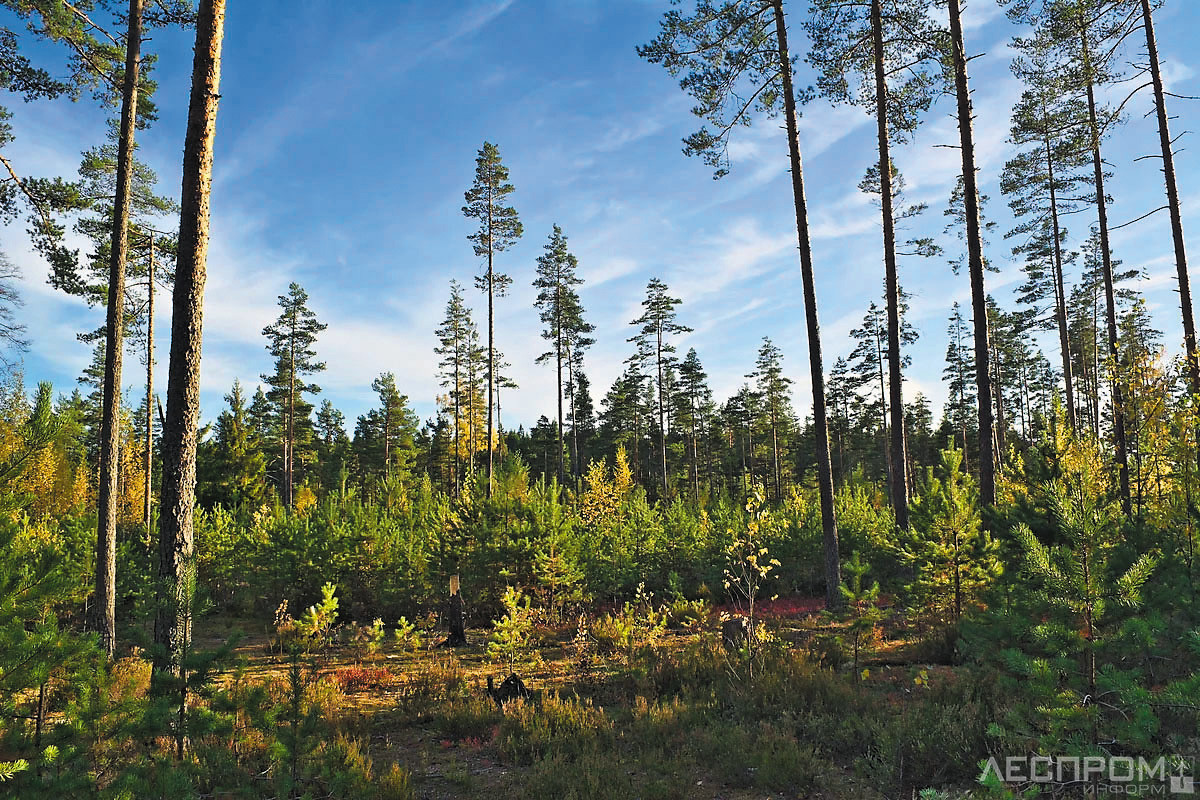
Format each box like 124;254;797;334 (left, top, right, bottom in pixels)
206;380;266;509
260;282;326;507
462;141;522;497
568;367;596;482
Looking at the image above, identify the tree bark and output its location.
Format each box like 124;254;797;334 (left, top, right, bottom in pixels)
771;0;841;608
453;347;461;497
556;312;565;486
1044;121;1078;433
144;233;154;531
155;0;225;674
657;326;668;498
946;0;996;509
486;208;495;498
95;0;144;660
1140;0;1198;397
871;0;909;530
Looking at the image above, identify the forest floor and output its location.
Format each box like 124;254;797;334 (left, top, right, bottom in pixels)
193;600;973;800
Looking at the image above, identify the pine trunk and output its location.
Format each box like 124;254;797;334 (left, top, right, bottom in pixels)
1080;29;1131;516
95;0;144;659
556;323;565;486
1045;127;1077;432
871;0;909;530
657;327;668;498
1141;0;1198;397
144;234;155;531
487;237;495;498
771;0;841;608
947;0;996;509
155;0;225;674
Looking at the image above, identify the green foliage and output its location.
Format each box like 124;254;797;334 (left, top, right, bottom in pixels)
838;551;885;675
297;582;340;649
900;446;1002;626
488;585;535;674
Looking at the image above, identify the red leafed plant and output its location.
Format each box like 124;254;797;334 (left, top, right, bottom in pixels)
333;665;394;693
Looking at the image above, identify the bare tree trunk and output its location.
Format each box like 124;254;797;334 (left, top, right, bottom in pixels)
287;328;295;505
144;233;155;531
657;327;668;498
556;322;565;485
771;0;841;608
155;0;225;675
568;343;581;489
947;0;996;509
1080;28;1131;516
1045;122;1077;432
95;0;144;660
871;0;909;530
692;397;700;503
453;353;461;496
1140;0;1198;396
487;237;495;498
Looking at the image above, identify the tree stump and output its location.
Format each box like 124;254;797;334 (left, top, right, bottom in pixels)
721;615;752;650
487;673;531;705
440;575;467;647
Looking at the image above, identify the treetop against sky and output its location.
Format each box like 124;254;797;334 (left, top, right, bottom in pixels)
3;0;1198;429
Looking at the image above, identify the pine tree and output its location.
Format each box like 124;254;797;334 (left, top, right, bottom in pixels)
260;282;326;507
748;337;792;502
1004;441;1158;754
564;325;595;487
532;225;592;485
155;0;225;679
806;0;941;528
85;0;146;661
943;303;976;467
369;372;416;479
941;0;996;509
639;0;842;606
314;398;349;497
1002;0;1139;514
569;367;596;482
0;1;127;292
66;138;178;534
676;347;713;502
1000;64;1093;434
1137;0;1197;400
628;278;691;498
462;141;522;497
434;280;471;495
901;446;1001;625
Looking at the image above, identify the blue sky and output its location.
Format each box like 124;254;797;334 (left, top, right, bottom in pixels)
4;0;1200;431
